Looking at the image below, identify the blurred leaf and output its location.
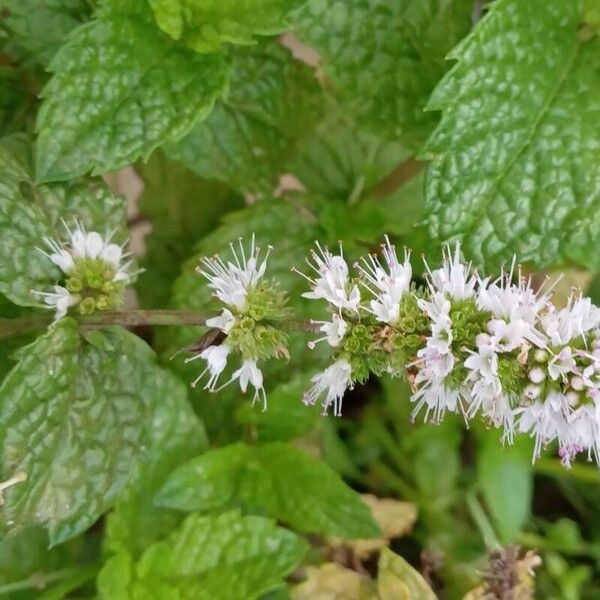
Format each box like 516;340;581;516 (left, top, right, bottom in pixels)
476;428;533;544
291;563;376;600
104;370;208;558
290;104;410;201
0;0;91;65
168;42;323;196
235;373;321;441
293;0;473;149
136;152;243;308
377;548;436;600
97;511;308;600
156;442;380;538
328;494;418;559
148;0;307;53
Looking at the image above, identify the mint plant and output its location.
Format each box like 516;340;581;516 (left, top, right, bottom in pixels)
2;0;600;597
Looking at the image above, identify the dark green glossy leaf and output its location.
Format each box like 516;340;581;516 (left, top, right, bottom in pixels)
423;0;600;271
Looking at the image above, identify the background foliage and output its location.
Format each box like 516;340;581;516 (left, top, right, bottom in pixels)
1;0;600;598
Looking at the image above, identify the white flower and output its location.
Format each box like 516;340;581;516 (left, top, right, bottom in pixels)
425;243;477;300
516;392;571;462
559;403;599;467
308;314;347;349
32;285;79;320
304;359;353;417
547;346;576;381
357;236;411;324
198;235;271;311
541;295;600;346
464;343;515;440
477;266;548;350
418;292;453;354
187;344;232;390
206;308;236;334
40;221;130;281
298;242;360;312
230;359;266;410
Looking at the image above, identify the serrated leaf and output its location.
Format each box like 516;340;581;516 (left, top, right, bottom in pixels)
0;319;159;545
377;548;436;600
35;3;230;183
168;42;322;196
293;0;472;148
156;442;380;538
0;134;127;307
476;428;533;544
149;0;307;53
105;370;208;558
98;511;308;600
423;0;600;271
0;0;91;65
135;152;243;309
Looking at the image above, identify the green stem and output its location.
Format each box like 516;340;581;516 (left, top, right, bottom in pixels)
0;310;320;340
465;489;502;552
0;564;98;595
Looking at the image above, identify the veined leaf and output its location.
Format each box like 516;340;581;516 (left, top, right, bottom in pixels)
149;0;307;53
423;0;600;271
35;3;229;182
0;319;158;545
293;0;472;148
156;442;380;538
168;42;322;196
98;511;308;600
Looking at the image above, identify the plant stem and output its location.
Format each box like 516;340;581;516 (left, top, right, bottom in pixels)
465;489;502;552
0;310;320;340
370;157;425;199
0;564;98;595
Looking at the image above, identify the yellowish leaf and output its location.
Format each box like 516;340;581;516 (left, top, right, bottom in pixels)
291;563;377;600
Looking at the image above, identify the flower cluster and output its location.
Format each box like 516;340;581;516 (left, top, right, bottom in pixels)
34;222;132;319
186;236;289;410
299;238;600;468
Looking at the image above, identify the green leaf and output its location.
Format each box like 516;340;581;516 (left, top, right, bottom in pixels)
235;374;321;442
105;370;208;558
293;0;473;148
423;0;600;271
0;0;91;65
0;135;128;307
0;319;159;545
168;42;322;196
98;511;308;600
290;104;410;201
156;442;380;538
149;0;307;53
35;3;230;182
476;427;533;544
135;152;243;309
376;548;436;600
